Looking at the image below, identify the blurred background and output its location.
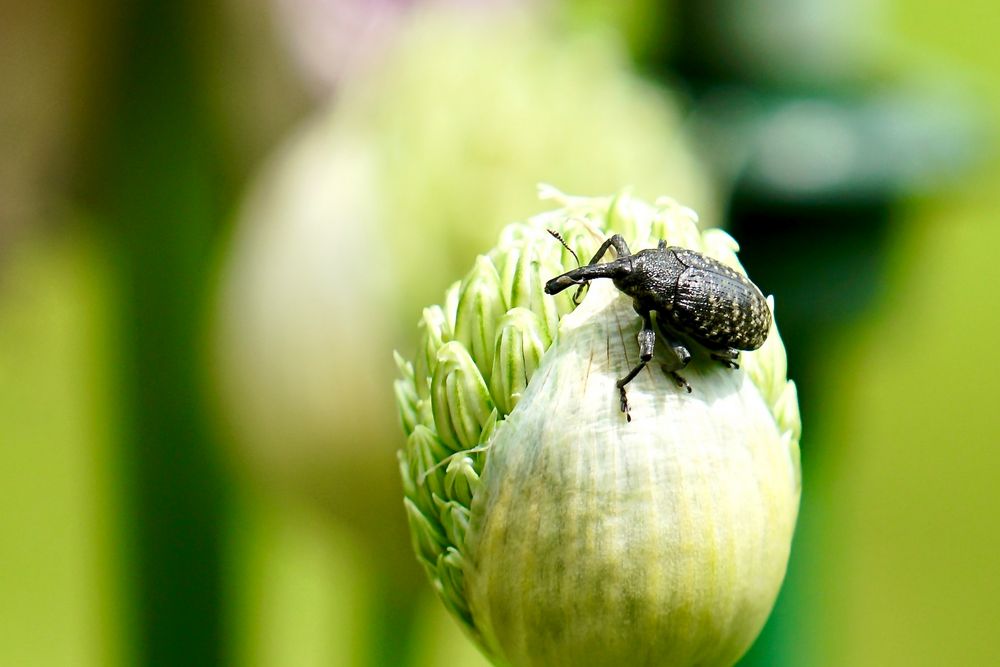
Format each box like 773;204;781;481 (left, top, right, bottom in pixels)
2;0;999;665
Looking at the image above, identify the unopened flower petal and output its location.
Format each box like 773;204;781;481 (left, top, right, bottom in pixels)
431;342;496;452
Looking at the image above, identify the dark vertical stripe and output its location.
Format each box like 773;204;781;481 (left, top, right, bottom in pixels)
91;1;229;664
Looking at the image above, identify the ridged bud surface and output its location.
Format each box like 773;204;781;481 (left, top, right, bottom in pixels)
466;281;799;666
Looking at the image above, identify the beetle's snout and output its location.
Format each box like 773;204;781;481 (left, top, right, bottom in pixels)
545;274;579;295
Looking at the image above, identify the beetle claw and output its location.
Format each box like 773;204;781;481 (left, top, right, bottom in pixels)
619;387;632;422
710;349;741;369
660;365;691;393
674;372;692;392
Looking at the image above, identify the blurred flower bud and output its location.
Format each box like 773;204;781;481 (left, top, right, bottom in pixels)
212;6;715;578
396;191;801;666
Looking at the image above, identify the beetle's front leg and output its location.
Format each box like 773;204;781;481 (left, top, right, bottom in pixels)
616;312;654;422
585;234;632;267
546;235;631;299
710;347;741;369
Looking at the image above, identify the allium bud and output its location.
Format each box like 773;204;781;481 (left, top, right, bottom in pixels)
396;189;802;667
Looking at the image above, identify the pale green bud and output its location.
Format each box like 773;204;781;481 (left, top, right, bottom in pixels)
489;308;550;416
405;425;451;513
397;190;802;667
414;305;449;400
404;496;447;574
393;352;419;437
435;496;471;555
444;455;482;509
443;281;461;335
431;342;496;452
454;256;506;382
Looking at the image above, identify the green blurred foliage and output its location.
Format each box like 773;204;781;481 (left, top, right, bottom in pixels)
558;0;675;65
0;228;128;667
801;2;1000;664
227;496;374;667
814;186;1000;666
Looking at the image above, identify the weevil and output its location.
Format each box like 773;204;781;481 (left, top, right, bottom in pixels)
544;233;771;420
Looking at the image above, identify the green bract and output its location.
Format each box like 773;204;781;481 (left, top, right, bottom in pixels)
395;190;801;667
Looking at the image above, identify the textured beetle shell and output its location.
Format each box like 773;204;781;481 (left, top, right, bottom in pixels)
667;248;771;351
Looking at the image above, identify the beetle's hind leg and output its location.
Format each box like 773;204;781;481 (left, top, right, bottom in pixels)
659;335;692;393
617;312;655;422
711;347;741;369
654;317;692;392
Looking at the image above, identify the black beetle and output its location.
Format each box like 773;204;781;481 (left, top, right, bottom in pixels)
544;233;771;420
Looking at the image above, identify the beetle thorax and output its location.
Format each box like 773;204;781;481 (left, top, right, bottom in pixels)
614;251;682;311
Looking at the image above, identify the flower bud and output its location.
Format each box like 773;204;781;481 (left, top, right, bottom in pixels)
489;308;550;416
431;342;496;452
397;191;801;667
454;256;506;382
414;305;449;399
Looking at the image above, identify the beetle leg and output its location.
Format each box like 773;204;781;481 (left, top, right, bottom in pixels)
711;347;741;369
658;334;692;393
663;369;691;392
653;317;692;392
616;312;655;422
585;234;632;267
546;235;632;299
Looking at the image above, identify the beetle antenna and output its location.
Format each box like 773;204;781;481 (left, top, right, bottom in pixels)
547;229;580;267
